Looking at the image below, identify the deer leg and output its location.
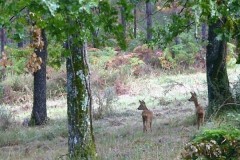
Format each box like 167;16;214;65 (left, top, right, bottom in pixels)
197;116;200;130
143;120;146;132
150;121;152;132
200;117;204;126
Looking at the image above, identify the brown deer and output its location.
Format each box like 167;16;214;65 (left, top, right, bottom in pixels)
138;100;153;132
188;92;205;129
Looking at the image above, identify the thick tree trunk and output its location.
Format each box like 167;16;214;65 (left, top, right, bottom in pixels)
66;39;96;159
146;0;152;42
206;19;235;117
29;29;48;125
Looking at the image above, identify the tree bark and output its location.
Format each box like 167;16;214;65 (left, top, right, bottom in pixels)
201;23;207;42
1;28;4;53
92;30;100;48
66;38;96;159
121;6;126;39
29;29;48;125
18;41;24;48
206;19;235;117
146;0;152;42
133;5;137;38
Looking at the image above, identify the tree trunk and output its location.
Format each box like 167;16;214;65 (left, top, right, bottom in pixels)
121;7;126;39
0;28;5;82
1;28;4;53
66;38;96;159
201;23;207;42
206;19;235;117
92;30;100;48
18;41;24;48
146;0;152;42
133;5;137;38
29;29;48;125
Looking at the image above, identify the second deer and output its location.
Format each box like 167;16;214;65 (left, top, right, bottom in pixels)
138;100;153;132
188;92;205;129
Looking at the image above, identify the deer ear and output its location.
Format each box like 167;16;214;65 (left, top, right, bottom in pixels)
139;100;142;103
193;92;197;95
190;92;193;95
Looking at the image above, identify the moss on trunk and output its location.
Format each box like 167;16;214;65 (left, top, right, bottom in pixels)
206;19;236;118
67;39;96;159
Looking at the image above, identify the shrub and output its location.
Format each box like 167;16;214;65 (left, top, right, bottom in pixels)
0;107;13;131
46;69;66;99
182;129;240;159
93;87;118;119
226;42;237;68
232;75;240;105
0;74;33;104
89;47;116;68
226;112;240;129
163;32;202;68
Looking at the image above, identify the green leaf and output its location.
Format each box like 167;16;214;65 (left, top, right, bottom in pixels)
41;0;59;16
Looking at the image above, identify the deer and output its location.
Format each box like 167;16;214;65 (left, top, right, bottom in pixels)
188;92;205;129
138;100;153;132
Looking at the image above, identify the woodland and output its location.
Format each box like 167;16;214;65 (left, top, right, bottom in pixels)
0;0;240;160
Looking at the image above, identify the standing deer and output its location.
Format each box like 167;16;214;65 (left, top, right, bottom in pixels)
188;92;205;129
138;100;153;132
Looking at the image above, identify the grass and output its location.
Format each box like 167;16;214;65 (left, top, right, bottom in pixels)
0;65;240;159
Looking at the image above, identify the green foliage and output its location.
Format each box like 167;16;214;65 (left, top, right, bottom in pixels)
152;0;240;53
89;47;116;68
182;129;240;159
127;38;143;51
129;57;144;67
232;75;240;105
226;112;240;128
47;41;65;70
226;42;237;67
4;46;31;74
163;32;201;67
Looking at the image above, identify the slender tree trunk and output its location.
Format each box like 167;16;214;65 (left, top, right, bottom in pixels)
1;28;4;53
29;29;48;125
206;19;235;117
1;28;5;82
172;2;179;59
0;28;5;104
146;0;152;42
201;23;207;42
66;38;96;159
121;7;126;39
133;5;137;38
92;30;100;48
18;41;24;48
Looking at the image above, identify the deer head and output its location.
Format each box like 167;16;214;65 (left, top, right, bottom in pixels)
138;100;148;110
188;92;197;102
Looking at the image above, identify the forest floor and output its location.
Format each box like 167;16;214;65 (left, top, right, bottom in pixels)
0;66;240;160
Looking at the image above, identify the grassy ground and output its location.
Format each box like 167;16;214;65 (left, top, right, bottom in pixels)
0;66;240;160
